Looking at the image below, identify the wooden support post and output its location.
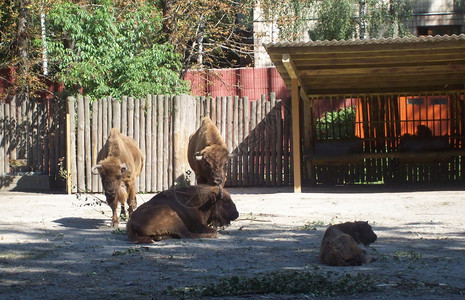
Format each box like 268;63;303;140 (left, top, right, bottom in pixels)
291;78;302;193
66;97;73;194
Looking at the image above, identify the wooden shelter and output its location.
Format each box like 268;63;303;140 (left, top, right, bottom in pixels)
265;34;465;192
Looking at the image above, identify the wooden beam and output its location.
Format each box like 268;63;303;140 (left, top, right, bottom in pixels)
299;64;465;77
282;53;298;79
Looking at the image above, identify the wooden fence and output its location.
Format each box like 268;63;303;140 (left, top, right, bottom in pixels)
0;93;292;192
0;96;66;179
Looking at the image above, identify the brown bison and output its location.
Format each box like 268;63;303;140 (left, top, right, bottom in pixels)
398;124;449;152
92;128;144;227
319;221;377;266
188;117;232;186
126;185;239;243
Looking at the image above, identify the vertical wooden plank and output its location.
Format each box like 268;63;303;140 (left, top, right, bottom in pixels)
76;95;85;192
39;102;46;174
276;101;283;186
232;95;239;186
102;97;108;142
112;98;121;131
238;97;244;186
31;101;38;172
151;95;157;192
9;96;16;161
121;96;128;136
195;96;201;128
84;97;91;191
173;95;182;185
97;98;103;192
221;97;227;138
26;100;32;167
128;97;134;139
216;97;221;129
134;97;140;192
265;100;271;185
250;100;257;185
283;98;291;186
226;96;233;185
204;97;211;119
257;97;264;186
243;97;249;186
91;101;98;192
163;95;170;189
139;97;146;192
65;99;71;194
107;96;112;134
0;101;4;174
67;97;77;193
210;96;217;124
157;95;163;191
4;102;10;173
270;93;277;186
145;95;152;192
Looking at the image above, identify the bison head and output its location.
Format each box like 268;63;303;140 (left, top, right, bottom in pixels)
194;145;233;186
92;156;129;200
206;188;239;228
354;221;377;246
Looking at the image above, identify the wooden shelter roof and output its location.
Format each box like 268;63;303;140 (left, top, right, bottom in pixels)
264;34;465;96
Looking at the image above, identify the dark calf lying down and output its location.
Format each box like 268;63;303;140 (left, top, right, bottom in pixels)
319;221;377;266
126;185;239;243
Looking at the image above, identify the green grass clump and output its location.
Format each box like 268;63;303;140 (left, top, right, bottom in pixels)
166;270;376;297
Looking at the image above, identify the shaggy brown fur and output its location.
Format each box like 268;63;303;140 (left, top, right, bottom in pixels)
92;128;144;227
187;117;231;186
319;221;377;266
126;185;239;243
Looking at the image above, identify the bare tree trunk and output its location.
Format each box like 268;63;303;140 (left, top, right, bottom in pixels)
15;0;31;102
41;3;48;76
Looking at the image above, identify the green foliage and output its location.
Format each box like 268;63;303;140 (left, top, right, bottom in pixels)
46;0;189;100
166;270;376;297
316;106;356;139
366;0;413;38
311;0;355;41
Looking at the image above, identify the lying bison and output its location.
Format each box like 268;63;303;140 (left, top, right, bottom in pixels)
398;124;449;152
188;117;232;186
92;128;144;227
126;185;238;243
319;221;377;266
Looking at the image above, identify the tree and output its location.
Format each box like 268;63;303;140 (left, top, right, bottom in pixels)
46;0;189;99
159;0;254;77
0;0;48;100
260;0;413;42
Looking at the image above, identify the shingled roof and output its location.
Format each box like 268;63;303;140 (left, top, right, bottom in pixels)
264;34;465;95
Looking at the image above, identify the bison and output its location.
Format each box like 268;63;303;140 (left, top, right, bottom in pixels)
126;185;239;243
188;117;232;186
319;221;377;266
92;128;144;227
398;124;449;153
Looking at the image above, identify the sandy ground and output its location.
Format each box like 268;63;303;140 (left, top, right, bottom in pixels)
1;185;465;299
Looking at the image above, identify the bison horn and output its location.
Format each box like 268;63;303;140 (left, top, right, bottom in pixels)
194;152;203;161
121;163;128;173
216;184;223;200
91;165;102;175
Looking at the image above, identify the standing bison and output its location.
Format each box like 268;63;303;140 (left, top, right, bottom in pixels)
319;221;377;266
92;128;144;227
126;185;239;243
188;117;232;186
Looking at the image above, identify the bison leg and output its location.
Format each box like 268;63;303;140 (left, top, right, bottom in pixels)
107;198;119;228
126;184;137;217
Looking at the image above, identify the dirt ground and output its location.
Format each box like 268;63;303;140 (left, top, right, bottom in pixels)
1;185;465;299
